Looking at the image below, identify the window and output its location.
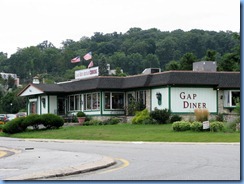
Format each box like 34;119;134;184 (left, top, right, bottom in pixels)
69;95;82;111
30;101;37;114
136;90;146;107
84;92;100;110
224;90;240;107
105;92;124;110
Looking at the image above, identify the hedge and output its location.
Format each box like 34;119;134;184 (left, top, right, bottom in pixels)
2;114;64;134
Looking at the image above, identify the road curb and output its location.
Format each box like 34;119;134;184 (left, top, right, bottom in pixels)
5;156;116;180
23;138;240;145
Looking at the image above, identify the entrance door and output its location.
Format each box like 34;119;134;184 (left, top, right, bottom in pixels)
57;97;66;115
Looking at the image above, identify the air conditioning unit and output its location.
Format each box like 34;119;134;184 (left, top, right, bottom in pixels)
142;68;161;74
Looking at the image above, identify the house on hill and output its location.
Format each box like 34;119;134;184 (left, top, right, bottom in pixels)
18;67;240;121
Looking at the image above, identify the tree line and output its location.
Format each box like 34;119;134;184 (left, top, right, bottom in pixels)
0;28;240;113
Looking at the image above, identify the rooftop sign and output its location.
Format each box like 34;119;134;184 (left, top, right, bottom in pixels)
75;67;99;80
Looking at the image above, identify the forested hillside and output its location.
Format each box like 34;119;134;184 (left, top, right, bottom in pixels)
0;28;240;85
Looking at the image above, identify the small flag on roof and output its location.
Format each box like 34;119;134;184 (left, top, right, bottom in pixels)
83;52;92;61
71;56;80;63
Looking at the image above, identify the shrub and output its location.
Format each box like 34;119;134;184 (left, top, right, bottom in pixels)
190;121;203;132
224;121;237;132
132;109;150;124
172;121;191;131
142;118;157;124
41;114;64;129
170;115;182;123
76;111;86;117
215;113;224;122
103;117;121;125
210;121;224;132
23;114;43;129
150;108;171;124
2;117;26;134
194;108;209;122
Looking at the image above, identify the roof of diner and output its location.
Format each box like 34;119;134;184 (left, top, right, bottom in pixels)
18;71;240;96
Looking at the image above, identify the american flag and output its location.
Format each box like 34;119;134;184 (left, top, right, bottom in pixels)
83;52;92;60
88;60;94;68
71;56;80;63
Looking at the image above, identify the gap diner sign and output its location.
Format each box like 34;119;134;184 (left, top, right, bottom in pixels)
75;67;99;80
170;87;217;113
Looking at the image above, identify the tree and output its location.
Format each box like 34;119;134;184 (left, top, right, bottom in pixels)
165;61;180;71
204;49;217;61
179;53;197;70
142;54;160;69
97;55;108;76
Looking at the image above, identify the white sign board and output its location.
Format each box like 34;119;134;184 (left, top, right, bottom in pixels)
203;121;210;129
170;87;217;113
75;67;99;80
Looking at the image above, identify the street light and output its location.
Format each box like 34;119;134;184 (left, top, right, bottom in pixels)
10;103;12;113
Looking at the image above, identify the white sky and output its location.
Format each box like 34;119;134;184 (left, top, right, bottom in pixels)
0;0;240;57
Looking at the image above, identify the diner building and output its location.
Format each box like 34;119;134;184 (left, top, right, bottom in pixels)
18;66;240;121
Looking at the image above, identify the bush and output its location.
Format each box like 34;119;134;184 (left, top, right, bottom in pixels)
194;108;209;122
172;121;191;131
132;109;150;124
41;114;64;129
2;117;26;134
23;114;44;129
210;121;224;132
83;120;98;126
170;115;182;123
103;117;121;125
190;121;203;132
215;113;224;122
150;108;171;124
141;118;157;124
76;111;86;117
224;121;237;132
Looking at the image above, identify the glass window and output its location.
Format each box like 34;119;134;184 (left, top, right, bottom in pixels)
75;95;80;110
30;101;37;114
84;92;100;111
105;93;110;109
105;92;124;110
69;95;74;111
224;90;240;107
87;94;91;110
231;91;240;106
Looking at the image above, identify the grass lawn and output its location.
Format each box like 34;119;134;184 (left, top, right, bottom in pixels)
0;124;240;142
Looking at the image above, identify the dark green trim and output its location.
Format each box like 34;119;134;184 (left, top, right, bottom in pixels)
168;86;171;111
216;90;219;114
48;96;50;113
40;96;42;114
100;91;103;115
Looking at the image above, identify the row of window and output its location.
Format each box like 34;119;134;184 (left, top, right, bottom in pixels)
68;90;239;112
68;91;147;112
68;92;125;111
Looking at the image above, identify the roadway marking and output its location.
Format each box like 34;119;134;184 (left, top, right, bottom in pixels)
99;158;129;174
0;151;7;158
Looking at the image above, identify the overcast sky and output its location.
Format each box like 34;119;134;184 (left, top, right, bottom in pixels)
0;0;240;57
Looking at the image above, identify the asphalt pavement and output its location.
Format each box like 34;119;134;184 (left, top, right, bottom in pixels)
0;144;115;180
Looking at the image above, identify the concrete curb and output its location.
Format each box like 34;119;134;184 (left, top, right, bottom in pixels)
5;156;116;180
23;138;240;145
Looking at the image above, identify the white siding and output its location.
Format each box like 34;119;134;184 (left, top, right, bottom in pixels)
49;96;57;114
151;87;169;110
20;85;43;96
170;87;217;113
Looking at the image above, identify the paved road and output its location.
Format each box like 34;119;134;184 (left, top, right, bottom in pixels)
0;137;240;180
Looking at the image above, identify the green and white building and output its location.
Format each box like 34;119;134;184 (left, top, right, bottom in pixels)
18;67;240;121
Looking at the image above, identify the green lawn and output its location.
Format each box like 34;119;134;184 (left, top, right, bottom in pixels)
0;124;240;142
